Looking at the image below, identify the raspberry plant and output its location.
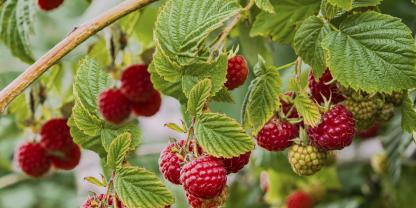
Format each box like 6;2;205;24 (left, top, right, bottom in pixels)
0;0;416;207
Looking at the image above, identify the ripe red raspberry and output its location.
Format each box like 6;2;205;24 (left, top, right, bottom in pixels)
286;191;314;208
38;0;64;11
180;156;227;199
17;142;51;177
159;140;203;185
50;144;81;170
220;151;251;174
120;64;154;102
256;117;298;151
99;89;132;124
358;122;380;139
186;186;228;208
225;55;249;90
308;105;355;150
82;194;124;208
132;90;162;117
40;118;73;151
159;142;184;185
308;69;345;104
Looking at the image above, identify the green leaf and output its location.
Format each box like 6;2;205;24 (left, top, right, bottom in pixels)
322;12;416;93
84;176;106;187
107;133;132;169
74;58;112;114
321;0;383;20
327;0;353;10
148;63;187;103
255;0;275;13
353;0;383;8
164;122;187;133
0;0;35;63
87;37;111;67
152;49;182;82
243;56;281;134
212;88;234;103
101;121;141;151
155;0;241;65
401;97;416;133
180;54;228;97
7;94;30;126
195;112;254;158
294;16;331;79
68;116;106;157
293;93;321;127
250;0;321;44
320;0;345;20
73;102;103;136
187;79;212;116
115;167;174;208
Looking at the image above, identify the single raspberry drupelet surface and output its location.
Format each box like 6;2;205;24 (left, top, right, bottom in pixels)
186;186;228;208
82;194;124;208
50;144;81;170
180;156;227;199
132;90;162;117
18;142;51;177
286;191;314;208
40;118;73;151
256;117;298;151
38;0;64;11
99;89;132;124
308;105;355;150
220;151;251;174
120;64;154;102
288;144;327;176
308;69;345;104
225;55;249;90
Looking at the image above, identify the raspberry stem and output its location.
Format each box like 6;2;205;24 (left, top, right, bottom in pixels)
0;0;158;113
184;118;196;158
209;0;256;61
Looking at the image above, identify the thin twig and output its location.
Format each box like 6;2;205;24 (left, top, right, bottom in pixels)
0;0;157;113
209;0;256;60
210;13;242;58
0;173;28;189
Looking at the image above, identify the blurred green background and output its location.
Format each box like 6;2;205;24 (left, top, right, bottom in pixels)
1;0;416;207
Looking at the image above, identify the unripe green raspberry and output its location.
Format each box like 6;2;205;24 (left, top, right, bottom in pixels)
371;152;388;175
386;91;406;106
356;118;376;131
378;103;395;122
288;144;327;176
344;94;384;121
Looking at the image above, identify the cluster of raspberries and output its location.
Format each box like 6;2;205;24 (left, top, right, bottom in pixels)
17;118;81;177
156;55;249;208
159;139;251;208
99;64;162;124
256;69;355;176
